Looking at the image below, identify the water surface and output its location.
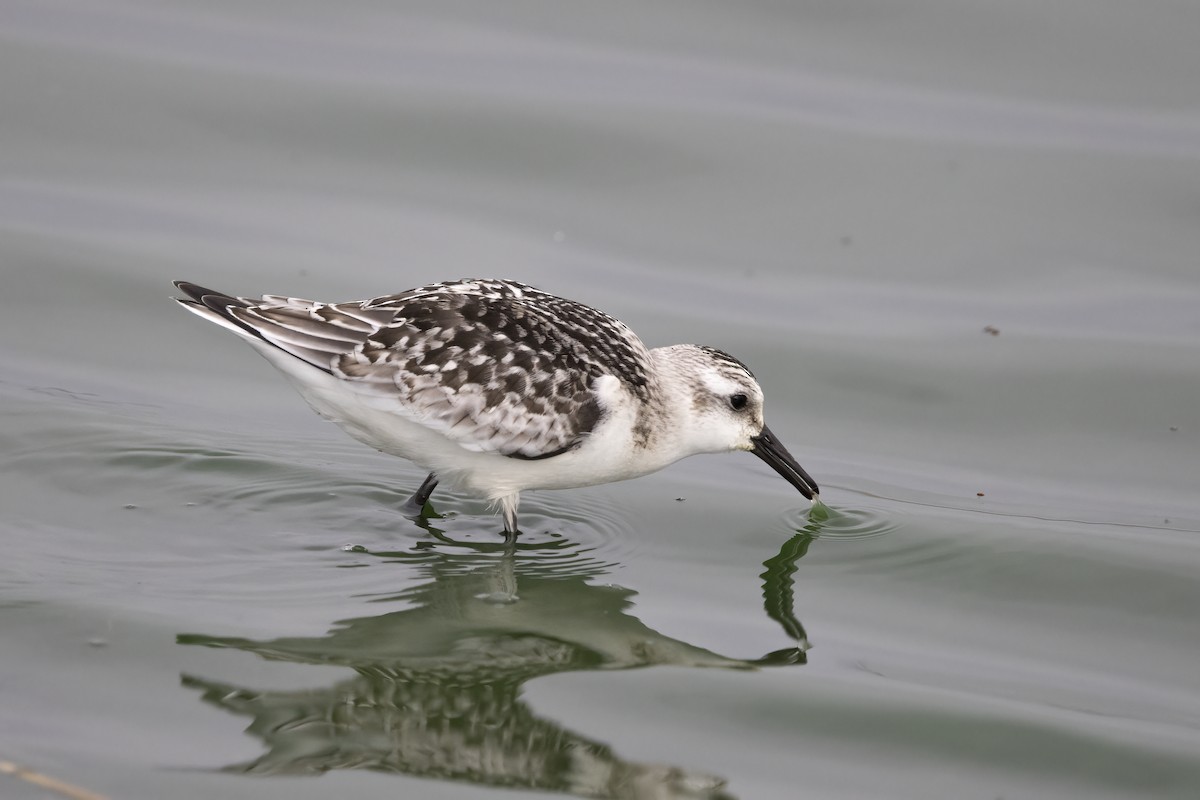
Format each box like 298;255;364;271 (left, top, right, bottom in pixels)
2;2;1199;798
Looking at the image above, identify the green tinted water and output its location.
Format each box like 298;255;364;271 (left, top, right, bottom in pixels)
2;2;1199;799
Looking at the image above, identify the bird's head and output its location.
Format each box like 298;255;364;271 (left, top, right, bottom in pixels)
670;345;819;501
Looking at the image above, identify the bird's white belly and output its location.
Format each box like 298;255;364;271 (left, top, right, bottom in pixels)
253;342;681;501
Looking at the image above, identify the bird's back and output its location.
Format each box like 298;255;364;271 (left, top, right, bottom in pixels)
175;279;654;461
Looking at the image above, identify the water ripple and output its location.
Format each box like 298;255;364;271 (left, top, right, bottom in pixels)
354;490;637;582
784;500;902;541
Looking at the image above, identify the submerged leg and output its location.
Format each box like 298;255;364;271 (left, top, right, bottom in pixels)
404;472;439;514
411;473;439;506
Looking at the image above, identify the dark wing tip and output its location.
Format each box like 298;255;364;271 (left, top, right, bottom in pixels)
174;280;215;301
172;280;266;340
172;280;252;314
174;279;232;303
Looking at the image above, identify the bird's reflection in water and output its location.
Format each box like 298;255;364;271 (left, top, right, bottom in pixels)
179;511;825;799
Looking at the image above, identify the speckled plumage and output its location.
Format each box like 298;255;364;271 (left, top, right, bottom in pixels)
174;278;818;535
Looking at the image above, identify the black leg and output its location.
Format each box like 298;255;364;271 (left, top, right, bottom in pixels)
502;503;519;542
404;472;438;514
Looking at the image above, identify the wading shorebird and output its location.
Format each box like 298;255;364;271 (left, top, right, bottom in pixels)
174;279;819;537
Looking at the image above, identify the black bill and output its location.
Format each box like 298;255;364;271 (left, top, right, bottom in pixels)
751;425;819;500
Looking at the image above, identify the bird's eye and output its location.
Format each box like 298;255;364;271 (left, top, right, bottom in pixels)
729;393;748;411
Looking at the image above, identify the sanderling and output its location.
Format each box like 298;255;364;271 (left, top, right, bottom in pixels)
174;278;818;536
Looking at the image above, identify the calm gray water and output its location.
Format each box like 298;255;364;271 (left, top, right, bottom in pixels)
2;2;1199;799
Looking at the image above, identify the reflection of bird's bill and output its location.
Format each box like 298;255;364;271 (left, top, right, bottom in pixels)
752;425;818;500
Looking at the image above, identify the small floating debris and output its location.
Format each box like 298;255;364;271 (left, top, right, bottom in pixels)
983;325;1000;336
341;544;367;553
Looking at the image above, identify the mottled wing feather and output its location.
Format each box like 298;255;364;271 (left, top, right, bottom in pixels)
206;279;652;460
334;279;653;458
